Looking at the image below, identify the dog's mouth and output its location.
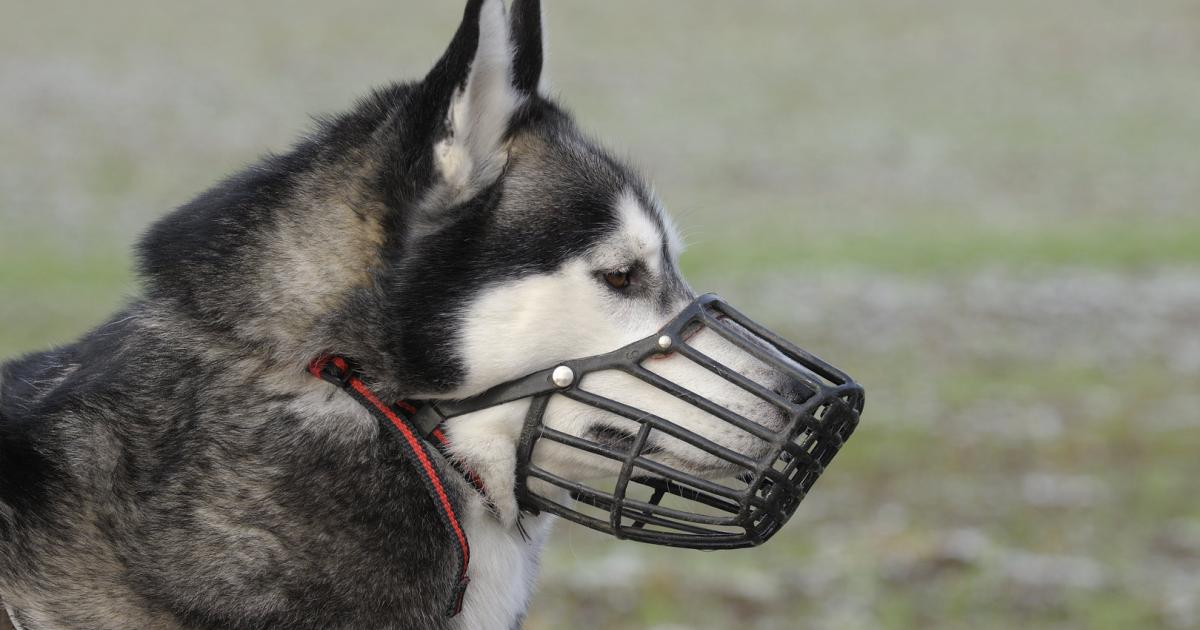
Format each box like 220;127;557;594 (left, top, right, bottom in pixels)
586;424;664;456
584;423;762;480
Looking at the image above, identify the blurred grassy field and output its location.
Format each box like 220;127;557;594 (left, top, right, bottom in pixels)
2;1;1198;628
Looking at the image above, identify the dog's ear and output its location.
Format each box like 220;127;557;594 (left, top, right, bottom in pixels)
418;0;521;204
509;0;545;94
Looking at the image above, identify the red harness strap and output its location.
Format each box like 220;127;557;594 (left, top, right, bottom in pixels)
307;356;471;617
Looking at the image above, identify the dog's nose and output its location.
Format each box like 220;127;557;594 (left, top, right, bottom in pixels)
773;379;815;407
749;379;813;434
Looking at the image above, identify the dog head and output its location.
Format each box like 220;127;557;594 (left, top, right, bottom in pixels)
375;0;816;524
138;0;831;528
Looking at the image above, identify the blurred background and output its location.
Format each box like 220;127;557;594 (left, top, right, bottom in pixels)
2;1;1198;628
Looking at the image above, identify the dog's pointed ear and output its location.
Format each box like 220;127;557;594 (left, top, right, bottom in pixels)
509;0;544;93
419;0;522;202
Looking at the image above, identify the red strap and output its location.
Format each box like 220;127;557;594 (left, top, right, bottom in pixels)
307;356;471;617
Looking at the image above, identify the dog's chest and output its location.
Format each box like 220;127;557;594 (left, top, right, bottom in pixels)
454;502;554;630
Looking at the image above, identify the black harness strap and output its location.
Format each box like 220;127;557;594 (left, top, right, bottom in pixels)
308;356;471;617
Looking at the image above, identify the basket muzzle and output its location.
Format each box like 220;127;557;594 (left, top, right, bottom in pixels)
423;293;864;550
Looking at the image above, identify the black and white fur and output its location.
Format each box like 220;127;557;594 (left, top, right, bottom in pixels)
0;1;793;628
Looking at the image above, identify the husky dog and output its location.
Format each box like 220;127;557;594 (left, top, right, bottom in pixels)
0;1;823;628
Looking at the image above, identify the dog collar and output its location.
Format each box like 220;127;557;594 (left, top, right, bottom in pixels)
306;355;476;618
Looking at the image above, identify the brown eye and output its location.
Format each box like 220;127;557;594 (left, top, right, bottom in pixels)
603;269;631;290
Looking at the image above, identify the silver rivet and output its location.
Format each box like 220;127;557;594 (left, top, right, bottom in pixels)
551;365;575;388
657;335;674;351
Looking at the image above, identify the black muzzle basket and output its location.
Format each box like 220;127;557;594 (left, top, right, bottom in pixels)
423;294;863;550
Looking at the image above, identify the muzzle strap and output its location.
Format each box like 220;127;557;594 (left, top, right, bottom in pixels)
307;356;471;617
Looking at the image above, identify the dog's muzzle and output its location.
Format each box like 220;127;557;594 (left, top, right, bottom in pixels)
419;294;864;550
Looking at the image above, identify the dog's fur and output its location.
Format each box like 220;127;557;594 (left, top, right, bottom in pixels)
0;2;795;628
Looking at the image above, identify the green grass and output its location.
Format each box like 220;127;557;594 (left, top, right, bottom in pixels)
681;217;1200;276
0;235;135;355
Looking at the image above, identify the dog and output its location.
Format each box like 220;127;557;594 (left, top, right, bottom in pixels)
0;1;852;628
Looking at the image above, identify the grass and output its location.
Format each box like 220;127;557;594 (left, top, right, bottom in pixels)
680;216;1200;277
2;1;1198;628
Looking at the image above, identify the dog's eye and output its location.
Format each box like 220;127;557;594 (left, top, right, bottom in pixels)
603;269;633;290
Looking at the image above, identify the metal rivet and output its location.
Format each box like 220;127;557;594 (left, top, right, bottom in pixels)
657;335;673;351
551;365;575;388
